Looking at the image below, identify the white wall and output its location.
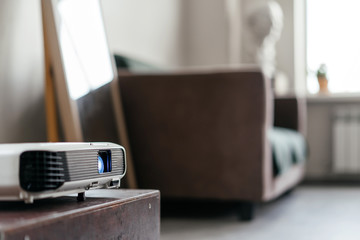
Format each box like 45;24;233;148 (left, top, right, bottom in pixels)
101;0;184;68
101;0;230;68
226;0;243;64
180;0;229;67
275;0;295;90
0;0;46;143
293;0;307;95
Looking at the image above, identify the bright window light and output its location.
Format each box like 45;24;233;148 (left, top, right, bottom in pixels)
307;0;360;94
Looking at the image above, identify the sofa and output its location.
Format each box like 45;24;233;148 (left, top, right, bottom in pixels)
117;67;307;220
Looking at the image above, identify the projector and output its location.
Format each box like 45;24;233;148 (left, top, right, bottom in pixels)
0;142;126;203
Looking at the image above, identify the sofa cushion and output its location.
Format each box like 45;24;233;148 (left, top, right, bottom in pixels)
268;127;307;176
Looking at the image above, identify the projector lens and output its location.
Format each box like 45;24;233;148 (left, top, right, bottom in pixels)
97;150;111;174
98;155;105;174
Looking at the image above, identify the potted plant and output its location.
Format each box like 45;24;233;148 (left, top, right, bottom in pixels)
316;64;329;93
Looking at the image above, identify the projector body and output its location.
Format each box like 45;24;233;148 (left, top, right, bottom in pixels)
0;142;126;203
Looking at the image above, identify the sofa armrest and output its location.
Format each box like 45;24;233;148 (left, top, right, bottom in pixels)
274;96;307;136
118;70;273;201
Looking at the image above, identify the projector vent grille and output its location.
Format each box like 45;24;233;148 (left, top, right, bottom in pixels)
19;151;65;192
65;148;125;181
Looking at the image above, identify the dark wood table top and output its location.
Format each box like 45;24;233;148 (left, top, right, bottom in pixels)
0;189;159;231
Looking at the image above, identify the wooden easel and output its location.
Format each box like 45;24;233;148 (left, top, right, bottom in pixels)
41;0;137;188
43;6;59;143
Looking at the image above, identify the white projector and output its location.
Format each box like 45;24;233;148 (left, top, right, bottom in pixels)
0;142;126;203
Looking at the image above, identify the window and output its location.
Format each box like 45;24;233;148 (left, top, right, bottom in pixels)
307;0;360;94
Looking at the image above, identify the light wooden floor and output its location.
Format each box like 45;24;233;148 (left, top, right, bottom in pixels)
161;185;360;240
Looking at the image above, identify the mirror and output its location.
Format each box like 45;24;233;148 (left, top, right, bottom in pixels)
56;0;114;100
42;0;117;141
42;0;137;187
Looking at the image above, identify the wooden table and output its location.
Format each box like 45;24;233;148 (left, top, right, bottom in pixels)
0;189;160;240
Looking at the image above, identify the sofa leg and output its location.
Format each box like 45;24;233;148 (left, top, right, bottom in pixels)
284;187;296;196
238;202;255;221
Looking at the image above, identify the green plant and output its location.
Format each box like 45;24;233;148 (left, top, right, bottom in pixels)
316;64;328;79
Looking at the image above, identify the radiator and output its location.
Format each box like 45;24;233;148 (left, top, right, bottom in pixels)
332;106;360;173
